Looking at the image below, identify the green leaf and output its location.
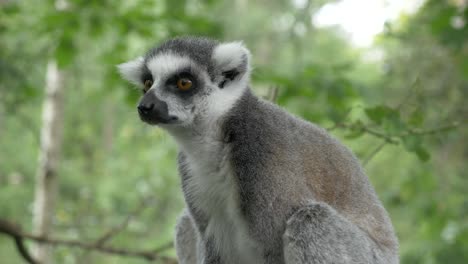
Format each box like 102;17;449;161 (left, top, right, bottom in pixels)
22;84;39;99
383;109;406;134
365;105;394;125
1;3;20;15
402;135;422;152
402;135;431;162
461;57;468;79
344;129;364;139
55;37;75;68
415;146;430;162
430;6;456;34
408;108;424;126
303;65;320;78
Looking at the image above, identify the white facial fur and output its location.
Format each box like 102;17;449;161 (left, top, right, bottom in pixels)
207;42;250;121
146;54;194;84
117;56;144;86
212;42;251;69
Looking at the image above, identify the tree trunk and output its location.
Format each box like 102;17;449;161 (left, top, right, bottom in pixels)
32;60;65;263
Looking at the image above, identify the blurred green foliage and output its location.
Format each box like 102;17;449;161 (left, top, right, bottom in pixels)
0;0;466;263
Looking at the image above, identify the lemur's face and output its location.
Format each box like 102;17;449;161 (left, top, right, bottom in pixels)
118;37;250;131
130;53;215;127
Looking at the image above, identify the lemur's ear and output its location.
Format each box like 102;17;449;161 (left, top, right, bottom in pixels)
117;57;144;86
212;42;251;88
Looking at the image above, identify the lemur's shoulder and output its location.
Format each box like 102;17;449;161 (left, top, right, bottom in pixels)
222;89;332;148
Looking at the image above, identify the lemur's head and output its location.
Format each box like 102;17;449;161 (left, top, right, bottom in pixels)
118;37;251;131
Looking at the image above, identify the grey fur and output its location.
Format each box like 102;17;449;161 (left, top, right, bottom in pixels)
176;90;399;263
175;209;199;264
146;37;219;80
283;202;392;264
119;37;399;264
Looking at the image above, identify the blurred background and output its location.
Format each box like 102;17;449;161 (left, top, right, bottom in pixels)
0;0;467;263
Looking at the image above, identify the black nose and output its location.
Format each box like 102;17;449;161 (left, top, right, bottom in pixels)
137;93;175;124
137;103;154;115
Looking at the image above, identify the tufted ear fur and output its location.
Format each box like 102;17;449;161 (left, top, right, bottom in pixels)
212;42;251;89
117;56;144;86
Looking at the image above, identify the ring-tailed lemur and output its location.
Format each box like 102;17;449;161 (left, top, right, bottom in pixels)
118;37;399;264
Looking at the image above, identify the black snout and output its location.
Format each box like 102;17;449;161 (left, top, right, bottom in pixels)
137;103;154;115
137;92;177;124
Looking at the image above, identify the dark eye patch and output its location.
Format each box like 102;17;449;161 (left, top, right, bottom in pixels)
165;67;195;84
166;71;194;85
141;72;153;83
140;65;153;93
164;67;201;98
140;64;151;80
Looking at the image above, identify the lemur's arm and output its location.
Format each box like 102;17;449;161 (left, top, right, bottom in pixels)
175;209;223;264
175;209;199;264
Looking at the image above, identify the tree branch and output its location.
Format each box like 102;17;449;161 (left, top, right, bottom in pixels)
0;218;174;263
401;121;464;136
94;197;152;246
362;141;387;166
326;107;355;131
335;121;465;144
265;86;279;102
0;219;38;264
332;120;465;165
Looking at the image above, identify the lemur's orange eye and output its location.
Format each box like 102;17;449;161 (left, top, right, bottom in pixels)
143;79;153;92
177;78;192;91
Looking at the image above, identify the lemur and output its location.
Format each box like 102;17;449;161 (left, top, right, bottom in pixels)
118;36;399;264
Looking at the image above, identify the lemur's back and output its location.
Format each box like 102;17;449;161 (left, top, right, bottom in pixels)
224;90;398;255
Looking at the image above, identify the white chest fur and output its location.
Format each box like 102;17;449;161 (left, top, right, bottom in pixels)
179;136;263;264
